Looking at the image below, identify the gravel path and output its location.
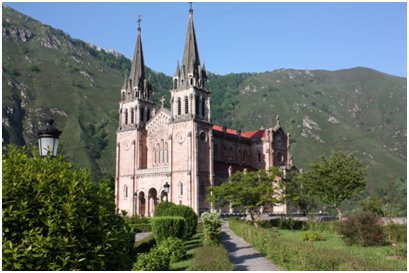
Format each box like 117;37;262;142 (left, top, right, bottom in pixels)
134;232;152;242
220;221;281;271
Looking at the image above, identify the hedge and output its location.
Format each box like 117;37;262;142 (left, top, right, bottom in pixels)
383;222;407;243
151;216;186;243
229;218;399;271
154;202;197;239
189;245;234;271
258;218;305;230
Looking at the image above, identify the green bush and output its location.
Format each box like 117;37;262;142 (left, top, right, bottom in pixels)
156;237;187;263
305;221;337;233
132;247;170;271
387;243;407;259
124;215;151;232
300;231;325;242
229;218;395;270
201;212;223;245
151;216;186;243
2;146;134;271
154;202;198;239
337;211;384;246
259;218;304;230
189;245;233;271
383;222;407;243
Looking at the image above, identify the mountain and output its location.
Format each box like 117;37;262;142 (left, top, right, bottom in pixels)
2;5;406;208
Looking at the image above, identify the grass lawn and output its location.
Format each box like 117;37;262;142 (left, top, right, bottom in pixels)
170;231;204;270
278;229;407;270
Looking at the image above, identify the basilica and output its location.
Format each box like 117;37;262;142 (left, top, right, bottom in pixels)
115;8;293;216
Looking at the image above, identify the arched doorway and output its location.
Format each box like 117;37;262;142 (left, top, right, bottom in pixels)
139;192;146;217
148;188;158;217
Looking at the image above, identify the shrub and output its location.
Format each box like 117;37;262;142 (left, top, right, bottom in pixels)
156;237;187;263
154;202;197;239
189;245;233;271
383;222;407;243
132;247;170;271
305;221;337;233
387;243;407;259
2;146;134;271
201;212;223;245
259;218;304;230
337;211;384;246
229;218;397;271
124;215;151;232
151;216;186;243
300;231;325;242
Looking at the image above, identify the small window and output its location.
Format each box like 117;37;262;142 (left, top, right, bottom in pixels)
121;92;125;101
123;185;128;199
173;78;178;89
201;99;205;117
195;97;200;115
179;182;184;196
153;148;156;165
125;109;129;125
140;108;145;122
130;108;134;124
185;96;189;114
258;151;261;162
147;109;150;121
177;98;182;115
164;142;168;163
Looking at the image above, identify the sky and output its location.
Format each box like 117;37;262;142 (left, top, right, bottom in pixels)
4;2;407;77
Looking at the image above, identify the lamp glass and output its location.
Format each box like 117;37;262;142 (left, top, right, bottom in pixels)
38;137;58;157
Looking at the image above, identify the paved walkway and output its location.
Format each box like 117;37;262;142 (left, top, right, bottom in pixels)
220;221;281;271
135;232;152;242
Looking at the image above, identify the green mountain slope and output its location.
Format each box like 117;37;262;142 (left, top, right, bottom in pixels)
2;5;406;206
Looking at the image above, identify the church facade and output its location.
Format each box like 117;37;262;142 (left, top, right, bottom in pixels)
115;9;293;216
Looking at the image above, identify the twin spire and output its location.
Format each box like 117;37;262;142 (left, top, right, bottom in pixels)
123;5;207;101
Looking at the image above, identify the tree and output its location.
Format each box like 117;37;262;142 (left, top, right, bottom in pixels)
284;171;317;216
302;150;367;220
2;146;134;270
208;167;283;224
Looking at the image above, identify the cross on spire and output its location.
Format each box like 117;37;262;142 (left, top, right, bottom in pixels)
137;15;142;32
189;2;193;14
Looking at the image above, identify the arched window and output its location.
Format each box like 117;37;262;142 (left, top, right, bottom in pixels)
201;99;205;117
195;96;200;115
160;139;164;164
140;108;145;122
147;109;150;121
164;142;168;163
123;185;128;199
153;148;156;165
173;78;178;89
190;77;193;85
184;96;189;114
157;144;161;164
130;108;134;124
258;151;261;162
121;92;125;101
125;109;129;125
179;182;184;196
177;98;182;115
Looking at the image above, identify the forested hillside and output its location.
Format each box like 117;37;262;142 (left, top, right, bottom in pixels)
2;5;406;211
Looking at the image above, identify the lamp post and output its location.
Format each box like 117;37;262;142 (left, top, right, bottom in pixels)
163;182;170;202
37;119;61;157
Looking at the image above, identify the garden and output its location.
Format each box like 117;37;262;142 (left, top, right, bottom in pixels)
228;216;406;271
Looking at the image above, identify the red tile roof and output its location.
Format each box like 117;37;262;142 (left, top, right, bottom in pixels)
212;124;265;140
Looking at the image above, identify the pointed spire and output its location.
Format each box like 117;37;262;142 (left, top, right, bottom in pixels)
182;5;200;78
174;60;180;77
129;15;147;96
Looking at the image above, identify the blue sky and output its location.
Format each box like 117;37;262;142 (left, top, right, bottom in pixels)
5;2;407;77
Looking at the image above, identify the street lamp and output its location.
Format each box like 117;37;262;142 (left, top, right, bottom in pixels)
37;119;61;157
163;182;170;202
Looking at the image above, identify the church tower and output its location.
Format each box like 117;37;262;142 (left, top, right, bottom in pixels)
169;6;213;214
115;18;154;213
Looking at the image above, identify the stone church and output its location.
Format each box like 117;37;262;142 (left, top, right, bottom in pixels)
115;8;293;216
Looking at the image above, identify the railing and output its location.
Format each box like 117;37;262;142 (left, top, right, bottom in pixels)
135;167;170;175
